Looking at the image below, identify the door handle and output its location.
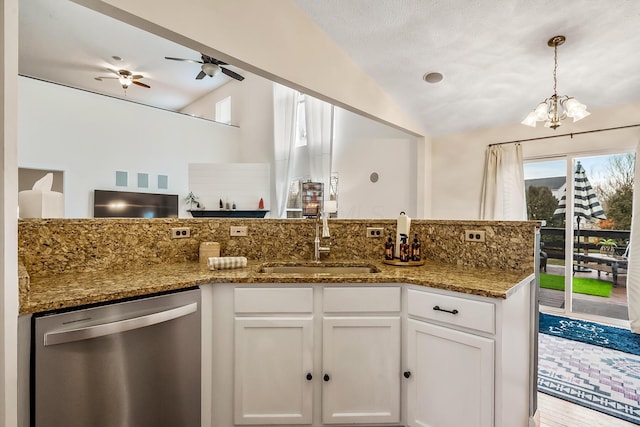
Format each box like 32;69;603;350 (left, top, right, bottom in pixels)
44;302;198;346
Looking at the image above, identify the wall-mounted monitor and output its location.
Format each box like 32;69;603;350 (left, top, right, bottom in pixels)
93;190;178;218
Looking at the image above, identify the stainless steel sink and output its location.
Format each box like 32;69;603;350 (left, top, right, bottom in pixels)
258;264;379;274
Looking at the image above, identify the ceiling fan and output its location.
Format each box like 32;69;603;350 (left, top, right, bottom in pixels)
95;69;150;89
164;54;245;81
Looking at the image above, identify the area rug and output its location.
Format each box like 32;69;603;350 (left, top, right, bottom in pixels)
538;333;640;424
540;312;640;356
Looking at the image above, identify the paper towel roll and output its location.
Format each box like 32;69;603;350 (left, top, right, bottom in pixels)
395;211;411;258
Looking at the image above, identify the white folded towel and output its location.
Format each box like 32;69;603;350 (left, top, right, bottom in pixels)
208;256;248;270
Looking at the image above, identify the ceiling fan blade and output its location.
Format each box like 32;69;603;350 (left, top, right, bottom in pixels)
132;81;150;88
201;54;228;66
220;67;245;81
165;56;203;64
96;76;118;80
131;75;144;80
195;70;206;80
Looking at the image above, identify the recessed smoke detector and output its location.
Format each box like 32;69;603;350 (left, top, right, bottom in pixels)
423;72;444;83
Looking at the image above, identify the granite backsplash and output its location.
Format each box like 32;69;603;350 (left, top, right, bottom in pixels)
18;218;538;277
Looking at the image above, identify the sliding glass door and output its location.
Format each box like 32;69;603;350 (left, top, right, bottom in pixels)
525;153;633;322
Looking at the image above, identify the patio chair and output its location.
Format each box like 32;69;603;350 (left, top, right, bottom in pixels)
540;242;548;273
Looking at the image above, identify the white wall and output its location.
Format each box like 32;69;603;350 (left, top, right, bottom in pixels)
188;163;270;213
1;1;19;425
183;77;422;219
431;102;640;220
333;108;418;218
18;77;242;217
180;73;277;209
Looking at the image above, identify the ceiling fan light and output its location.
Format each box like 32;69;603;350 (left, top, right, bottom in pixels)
201;63;221;77
521;111;538;127
118;76;131;88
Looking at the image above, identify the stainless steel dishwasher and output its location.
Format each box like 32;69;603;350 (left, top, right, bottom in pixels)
32;287;201;427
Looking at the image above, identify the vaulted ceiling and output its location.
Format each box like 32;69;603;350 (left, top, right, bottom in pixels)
19;0;640;136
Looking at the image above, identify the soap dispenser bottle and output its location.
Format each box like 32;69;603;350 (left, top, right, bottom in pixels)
399;234;410;262
411;233;421;261
385;235;395;260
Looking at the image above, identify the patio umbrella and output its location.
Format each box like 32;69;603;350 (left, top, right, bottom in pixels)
553;161;606;268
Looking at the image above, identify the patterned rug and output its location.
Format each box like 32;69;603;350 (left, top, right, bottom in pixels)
539;312;640;356
538;333;640;424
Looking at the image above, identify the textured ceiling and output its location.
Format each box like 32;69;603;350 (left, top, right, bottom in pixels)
294;0;640;135
19;0;640;136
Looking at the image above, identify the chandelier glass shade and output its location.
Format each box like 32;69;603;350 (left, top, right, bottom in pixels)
521;35;589;130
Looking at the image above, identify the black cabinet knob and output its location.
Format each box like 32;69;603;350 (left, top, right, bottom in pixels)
306;373;313;381
403;371;411;379
323;374;330;382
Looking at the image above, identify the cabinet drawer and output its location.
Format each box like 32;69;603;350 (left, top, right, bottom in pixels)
323;286;400;313
407;289;495;334
234;287;313;313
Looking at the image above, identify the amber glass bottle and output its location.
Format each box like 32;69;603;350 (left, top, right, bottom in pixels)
385;235;395;260
399;234;410;262
411;233;421;261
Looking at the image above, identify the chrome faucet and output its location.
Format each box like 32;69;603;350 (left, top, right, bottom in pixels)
314;211;331;261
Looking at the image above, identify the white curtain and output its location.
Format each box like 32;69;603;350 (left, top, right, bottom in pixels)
305;95;334;199
273;84;300;218
627;142;640;332
479;143;527;220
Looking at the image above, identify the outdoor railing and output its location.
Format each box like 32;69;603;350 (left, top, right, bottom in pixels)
541;227;630;260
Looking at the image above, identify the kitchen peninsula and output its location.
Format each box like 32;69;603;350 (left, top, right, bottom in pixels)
18;218;539;427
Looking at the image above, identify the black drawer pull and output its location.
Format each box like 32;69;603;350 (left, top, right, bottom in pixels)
323;374;330;382
403;371;411;379
433;305;459;315
306;373;313;381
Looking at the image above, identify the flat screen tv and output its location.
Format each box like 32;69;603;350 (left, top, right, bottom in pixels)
93;190;178;218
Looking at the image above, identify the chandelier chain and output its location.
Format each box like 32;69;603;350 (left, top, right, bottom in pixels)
552;43;558;96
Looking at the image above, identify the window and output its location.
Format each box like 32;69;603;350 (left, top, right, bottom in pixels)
215;96;231;124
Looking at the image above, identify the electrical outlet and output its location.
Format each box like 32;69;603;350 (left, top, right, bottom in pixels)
170;227;191;239
464;230;486;243
230;226;248;237
366;227;384;238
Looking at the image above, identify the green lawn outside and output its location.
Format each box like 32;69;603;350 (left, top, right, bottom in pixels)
539;273;612;297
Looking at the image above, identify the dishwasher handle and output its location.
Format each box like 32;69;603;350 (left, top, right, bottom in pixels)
44;302;198;346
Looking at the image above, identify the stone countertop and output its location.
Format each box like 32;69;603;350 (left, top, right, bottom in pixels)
19;259;534;314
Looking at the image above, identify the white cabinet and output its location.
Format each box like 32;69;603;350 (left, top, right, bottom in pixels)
406;319;494;427
234;317;314;425
321;286;401;425
233;288;315;425
404;283;534;427
322;316;401;424
209;281;534;427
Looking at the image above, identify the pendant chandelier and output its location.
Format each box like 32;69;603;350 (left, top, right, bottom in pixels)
521;35;589;130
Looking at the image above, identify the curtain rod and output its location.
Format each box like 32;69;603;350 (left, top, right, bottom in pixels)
488;123;640;147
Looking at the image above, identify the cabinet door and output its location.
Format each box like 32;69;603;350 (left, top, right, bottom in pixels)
322;316;401;424
406;319;494;427
234;317;313;425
